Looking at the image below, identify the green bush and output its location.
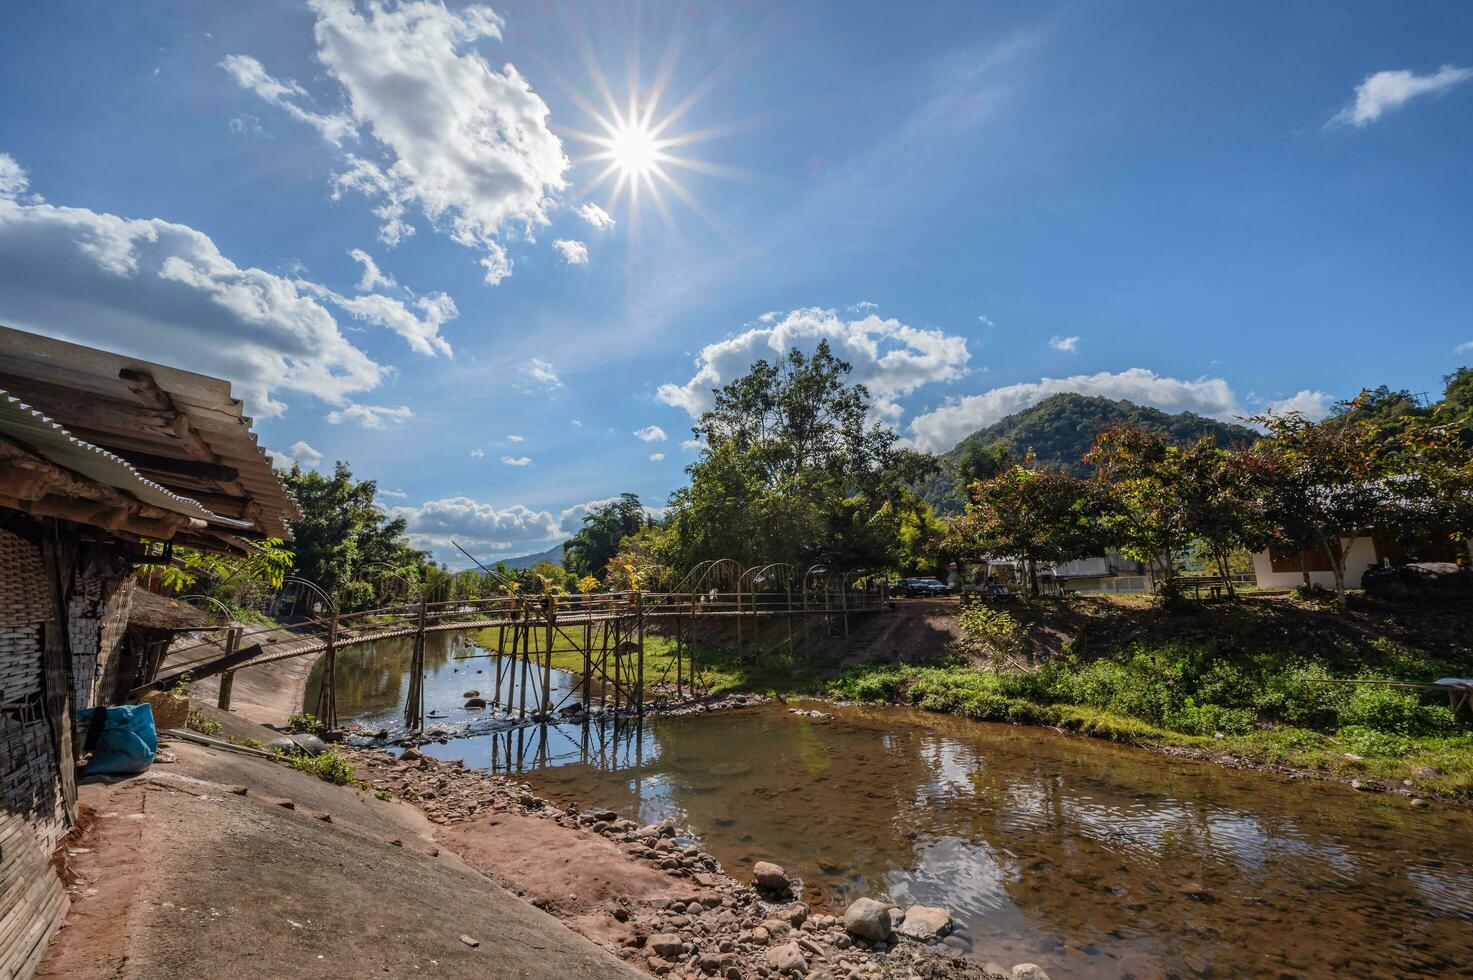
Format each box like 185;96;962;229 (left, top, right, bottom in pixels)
187;710;223;737
1165;699;1256;736
1337;686;1455;736
287;712;326;735
956;605;1023;665
288;746;358;786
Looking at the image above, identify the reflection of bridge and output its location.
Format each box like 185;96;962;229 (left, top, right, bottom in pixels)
150;560;886;731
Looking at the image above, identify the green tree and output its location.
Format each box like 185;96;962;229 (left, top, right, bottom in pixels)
946;460;1108;595
562;493;647;577
665;341;934;572
279;461;426;606
1248;408;1389;610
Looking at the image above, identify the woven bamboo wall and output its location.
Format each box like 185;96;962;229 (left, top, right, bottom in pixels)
0;528;67;980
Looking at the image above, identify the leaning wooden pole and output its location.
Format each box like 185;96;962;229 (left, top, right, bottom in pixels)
582;620;592;708
518;612;530;720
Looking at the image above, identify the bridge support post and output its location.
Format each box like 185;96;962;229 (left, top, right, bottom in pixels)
541;604;554;720
635;591;645;714
216;627;241;710
405;595;427;730
582;620;591;709
316;612;338;730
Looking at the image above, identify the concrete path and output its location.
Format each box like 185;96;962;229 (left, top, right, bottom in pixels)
40;740;643;980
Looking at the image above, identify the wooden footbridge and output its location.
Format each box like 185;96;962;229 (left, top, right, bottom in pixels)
146;558;887;731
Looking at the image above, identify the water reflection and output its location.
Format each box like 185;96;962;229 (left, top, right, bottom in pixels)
325;641;1473;978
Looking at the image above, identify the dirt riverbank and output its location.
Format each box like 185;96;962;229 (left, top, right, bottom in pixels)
342;742;1008;980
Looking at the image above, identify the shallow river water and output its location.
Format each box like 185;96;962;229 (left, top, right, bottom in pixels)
316;637;1473;978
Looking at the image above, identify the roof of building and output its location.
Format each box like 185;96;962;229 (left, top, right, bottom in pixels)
0;324;300;551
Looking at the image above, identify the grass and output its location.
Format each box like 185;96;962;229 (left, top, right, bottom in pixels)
478;596;1473;800
285;746;359;786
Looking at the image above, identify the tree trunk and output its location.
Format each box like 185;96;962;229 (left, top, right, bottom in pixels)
1326;534;1352;612
1214;547;1237;599
1027;559;1039;597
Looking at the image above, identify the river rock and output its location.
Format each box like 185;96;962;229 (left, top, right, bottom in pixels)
753;861;790;892
765;941;807;975
462;690;479;698
843;897;892;942
648;933;684;958
896;905;952;939
1013;965;1051;980
464;697;487;709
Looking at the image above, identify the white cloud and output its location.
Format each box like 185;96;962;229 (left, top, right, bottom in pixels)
349;247;394;291
267;440;325;471
0;160;385;418
231;1;568;283
1454;340;1473;355
978;313;996;328
850;300;878;314
570;418;583;427
294;280;456;357
522;357;563;388
501;455;532;466
1265;390;1334;421
1330;65;1473;128
553;239;588;265
576;203;615;229
228;114;264;137
470;448;486;459
658;306;970;422
1048;335;1080;353
908;368;1242;452
391;495;558;550
558;496;618;532
506;434;524;443
0;153;29;200
219;54;356;143
325;402;413;428
649;452;666;462
681;436;705;451
633;425;668;442
380;488;408;499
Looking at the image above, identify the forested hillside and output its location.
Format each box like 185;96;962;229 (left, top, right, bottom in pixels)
919;393;1258;512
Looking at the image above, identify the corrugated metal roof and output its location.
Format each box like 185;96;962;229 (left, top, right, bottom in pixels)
0;391;252;529
0;324;300;543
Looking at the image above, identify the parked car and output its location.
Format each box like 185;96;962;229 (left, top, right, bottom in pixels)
892;577;950;596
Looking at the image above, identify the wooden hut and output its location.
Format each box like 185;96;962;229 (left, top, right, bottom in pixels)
0;324;299;978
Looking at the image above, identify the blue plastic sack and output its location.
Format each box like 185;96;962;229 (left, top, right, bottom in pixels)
78;703;158;775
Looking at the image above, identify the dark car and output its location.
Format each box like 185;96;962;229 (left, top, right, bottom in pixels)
892;577;950;597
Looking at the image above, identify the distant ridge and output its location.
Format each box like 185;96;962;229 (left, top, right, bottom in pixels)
919;393;1258;512
496;542;564;571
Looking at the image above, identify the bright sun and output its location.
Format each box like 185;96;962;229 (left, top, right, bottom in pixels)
608;120;660;178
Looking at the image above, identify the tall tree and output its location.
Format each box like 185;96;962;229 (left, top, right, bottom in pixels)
665;341;934;572
279;461;426;605
946;460;1108;595
1248;409;1389;610
563;493;647;577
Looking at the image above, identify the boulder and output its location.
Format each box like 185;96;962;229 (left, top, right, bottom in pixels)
1013;965;1052;980
464;697;487;709
896;905;952;940
462;690;480;698
765;941;807;975
842;897;892;942
647;934;684;959
1362;562;1473;602
753;861;790;892
289;733;328;756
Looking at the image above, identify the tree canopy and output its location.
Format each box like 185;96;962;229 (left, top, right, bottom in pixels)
651;341;936;572
562;493;647;578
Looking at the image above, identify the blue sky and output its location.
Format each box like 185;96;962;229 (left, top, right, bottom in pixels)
1;1;1470;565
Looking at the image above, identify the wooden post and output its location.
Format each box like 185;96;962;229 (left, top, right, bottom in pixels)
582;620;592;708
635;591;645;714
540;604;554;719
517;613;530;720
405;594;427;730
323;612;338;729
217;627;241;710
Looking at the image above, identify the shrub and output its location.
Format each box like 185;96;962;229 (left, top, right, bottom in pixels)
956;606;1024;667
288;747;358;786
1338;685;1455;736
1165;700;1256;737
287;712;326;735
187;710;223;737
1337;725;1418;759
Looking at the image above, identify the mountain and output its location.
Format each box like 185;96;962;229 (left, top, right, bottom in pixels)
496;542;564;571
919;393;1259;513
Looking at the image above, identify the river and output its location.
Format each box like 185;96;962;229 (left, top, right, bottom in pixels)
311;635;1473;978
